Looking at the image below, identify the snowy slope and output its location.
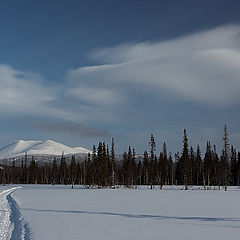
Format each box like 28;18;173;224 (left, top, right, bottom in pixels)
0;140;90;159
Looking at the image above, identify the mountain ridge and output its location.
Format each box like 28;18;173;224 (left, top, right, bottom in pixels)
0;139;91;159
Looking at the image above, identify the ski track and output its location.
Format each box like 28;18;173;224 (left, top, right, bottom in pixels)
0;187;31;240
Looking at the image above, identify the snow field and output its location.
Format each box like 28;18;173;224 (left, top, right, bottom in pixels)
11;185;240;240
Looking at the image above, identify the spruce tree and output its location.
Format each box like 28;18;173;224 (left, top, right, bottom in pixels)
143;151;149;187
230;146;237;186
131;148;137;186
158;151;164;189
195;145;202;186
163;143;168;185
221;124;230;191
51;157;58;185
149;134;156;162
204;141;212;188
189;147;195;185
11;159;16;184
59;153;67;185
137;160;142;186
70;155;77;189
92;145;97;186
175;151;180;185
237;152;240;188
110;138;116;187
122;151;128;187
212;145;220;188
180;129;190;190
168;153;174;185
29;156;38;184
148;134;156;188
97;142;103;187
127;146;133;187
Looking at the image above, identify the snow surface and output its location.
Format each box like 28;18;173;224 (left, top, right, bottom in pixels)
4;185;240;240
0;140;91;159
0;186;23;240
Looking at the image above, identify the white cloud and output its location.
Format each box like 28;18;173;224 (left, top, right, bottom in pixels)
0;65;53;110
2;24;240;135
68;25;240;106
0;65;47;97
0;65;81;121
66;86;124;106
0;64;120;125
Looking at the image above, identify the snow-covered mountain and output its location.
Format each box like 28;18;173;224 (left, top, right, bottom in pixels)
0;140;91;159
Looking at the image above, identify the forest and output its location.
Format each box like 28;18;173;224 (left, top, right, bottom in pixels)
0;125;239;191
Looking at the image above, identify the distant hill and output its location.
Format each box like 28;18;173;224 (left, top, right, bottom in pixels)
0;139;91;160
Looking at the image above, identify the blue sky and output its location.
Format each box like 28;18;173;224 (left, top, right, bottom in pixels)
0;0;240;154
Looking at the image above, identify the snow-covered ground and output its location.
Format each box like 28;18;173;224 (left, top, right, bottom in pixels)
0;186;29;240
1;185;240;240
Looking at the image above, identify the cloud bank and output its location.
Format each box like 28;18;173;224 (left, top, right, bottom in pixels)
1;25;240;143
0;65;112;137
68;25;240;106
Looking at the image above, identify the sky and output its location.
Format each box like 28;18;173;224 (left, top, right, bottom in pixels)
0;0;240;154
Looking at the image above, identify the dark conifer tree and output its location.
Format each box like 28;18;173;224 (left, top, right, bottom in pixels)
20;158;24;183
158;151;164;189
76;161;81;185
149;134;156;161
230;146;237;186
237;152;240;188
212;145;220;188
82;159;87;186
11;159;16;184
162;143;168;185
137;160;143;186
174;151;180;185
102;142;108;186
97;142;103;186
29;156;38;184
180;129;190;190
189;147;195;185
2;159;6;186
168;153;174;185
59;153;67;185
143;151;149;187
51;157;58;185
131;148;137;186
221;124;230;191
195;145;202;186
204;141;213;188
148;134;156;189
24;153;28;183
86;152;92;186
91;145;97;185
127;146;133;187
122;151;128;186
110;138;117;187
70;155;77;189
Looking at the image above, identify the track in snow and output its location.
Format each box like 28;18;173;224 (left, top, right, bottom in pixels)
0;187;31;240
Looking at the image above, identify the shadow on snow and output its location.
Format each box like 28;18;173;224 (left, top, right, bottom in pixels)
21;207;240;229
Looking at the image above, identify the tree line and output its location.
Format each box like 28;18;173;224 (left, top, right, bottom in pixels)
0;125;239;190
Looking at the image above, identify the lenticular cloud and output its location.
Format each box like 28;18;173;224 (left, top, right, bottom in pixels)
68;25;240;106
